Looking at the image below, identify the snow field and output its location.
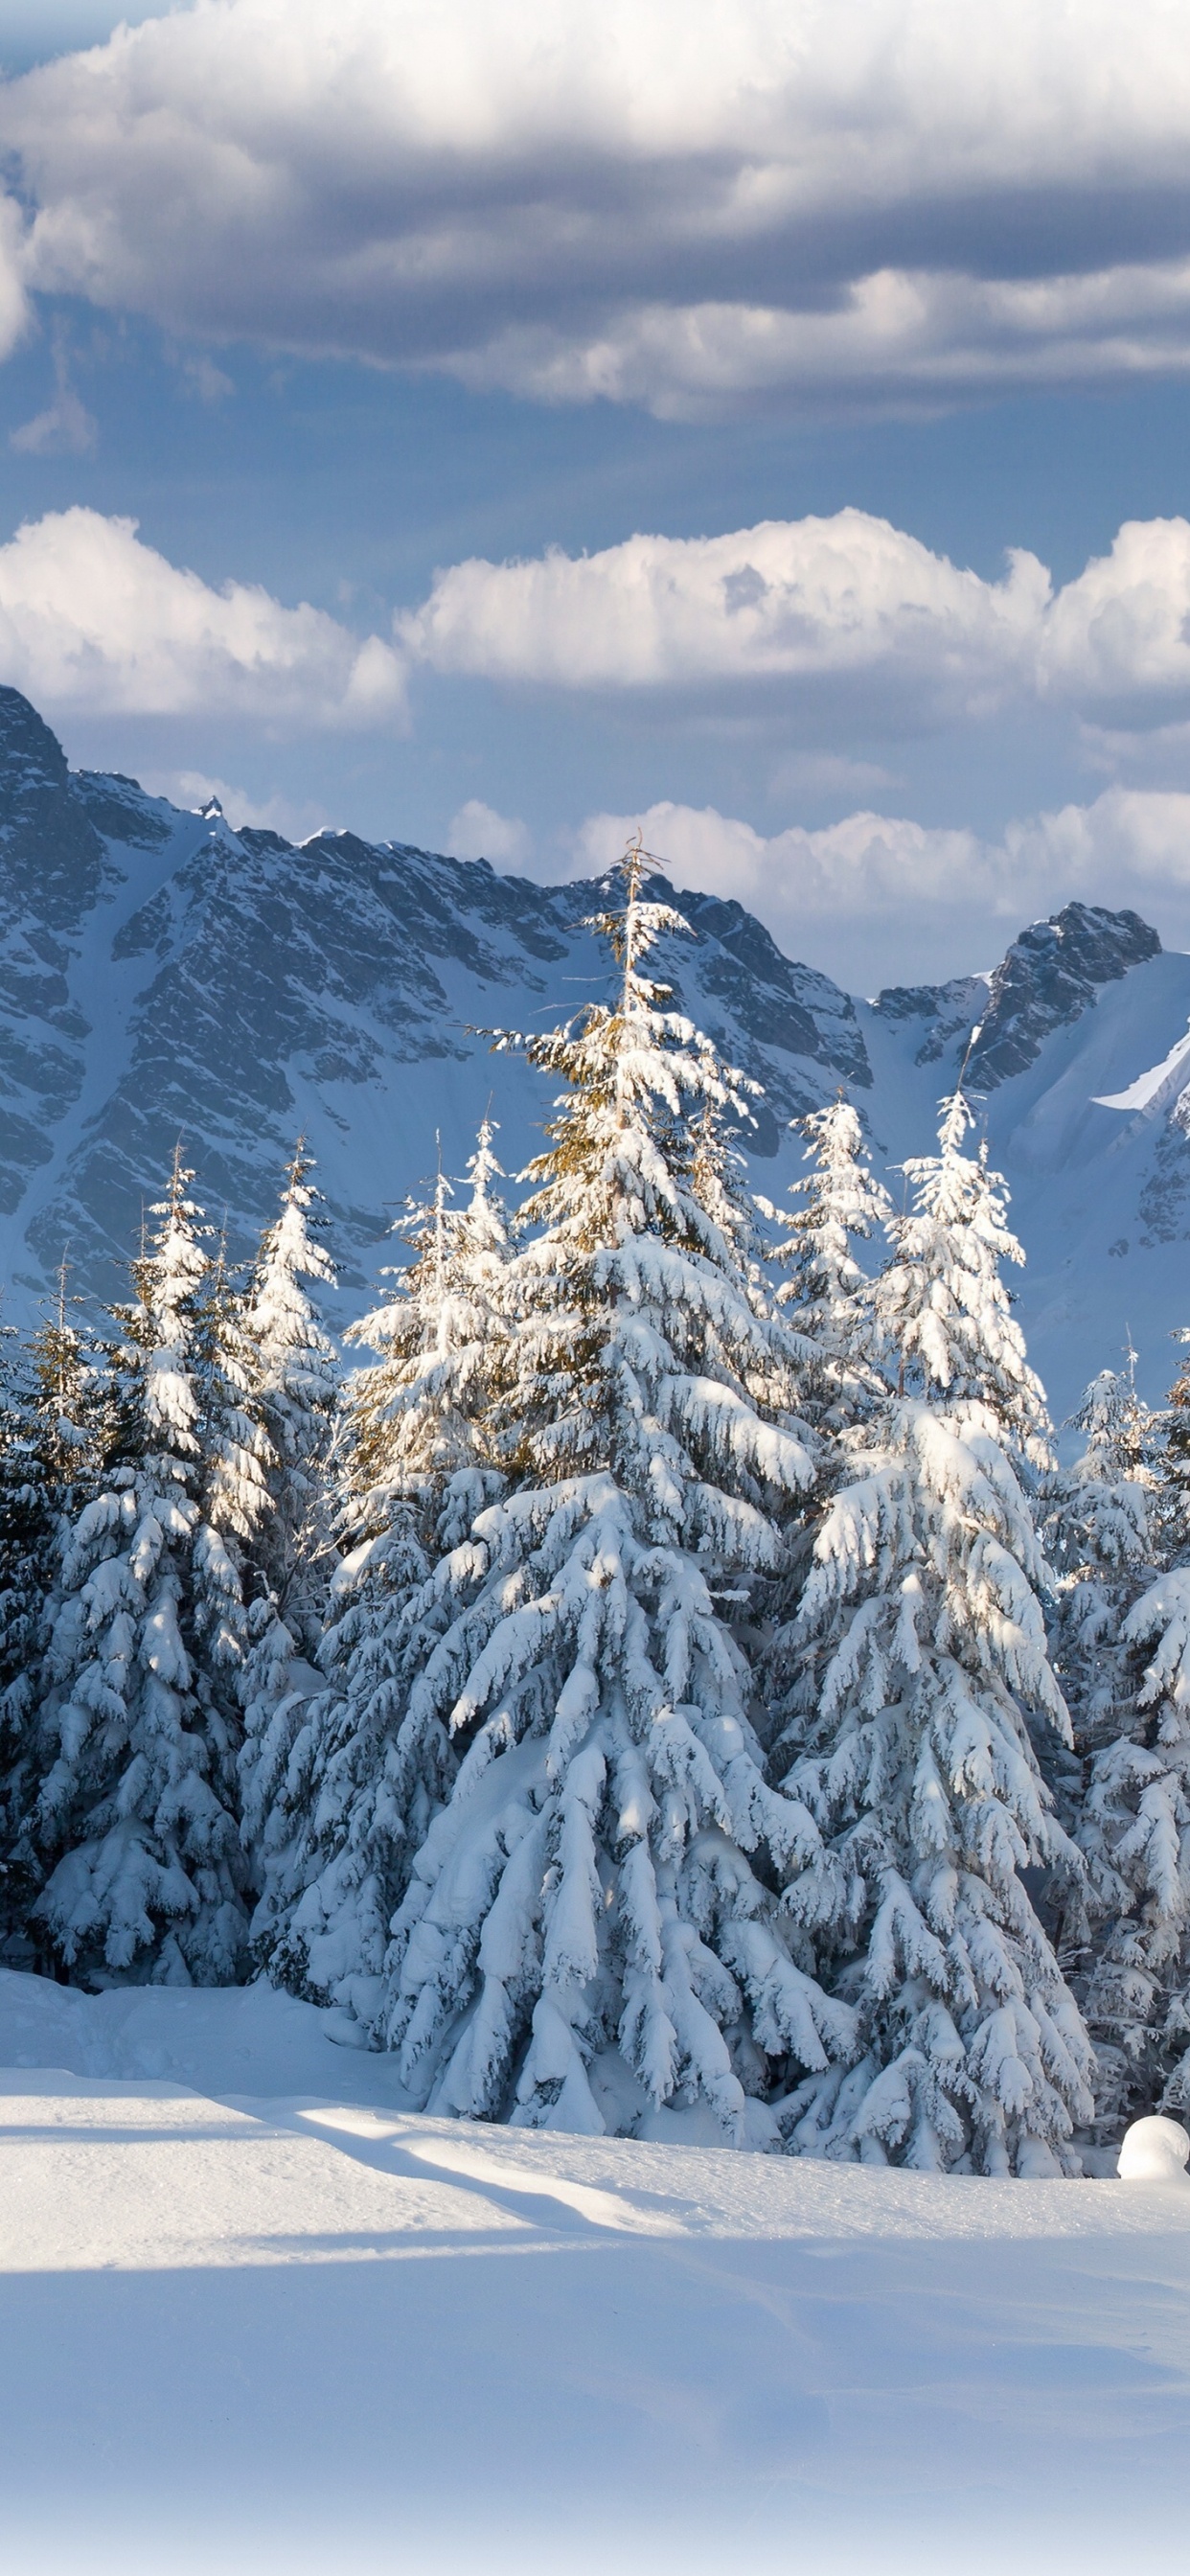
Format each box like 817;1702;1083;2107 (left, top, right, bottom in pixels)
1;1972;1189;2575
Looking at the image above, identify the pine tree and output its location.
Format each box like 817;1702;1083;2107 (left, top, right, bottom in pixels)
238;1147;339;1885
774;1091;1094;2174
1089;1568;1190;2125
0;1273;108;1962
30;1157;252;1984
254;1125;512;2017
244;1141;339;1645
1044;1364;1154;1792
195;1229;274;1668
772;1096;893;1434
755;1097;895;1713
1069;1353;1190;2131
375;846;850;2142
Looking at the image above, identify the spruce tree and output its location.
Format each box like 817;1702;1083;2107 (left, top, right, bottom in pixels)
775;1092;1094;2174
243;1141;338;1645
1071;1354;1190;2130
1044;1364;1154;1806
772;1096;893;1434
0;1274;107;1962
31;1157;252;1984
1090;1568;1190;2124
238;1147;339;1884
255;1124;512;2015
756;1097;895;1712
376;848;850;2141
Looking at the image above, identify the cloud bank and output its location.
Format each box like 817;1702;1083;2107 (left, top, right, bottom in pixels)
0;507;405;725
403;512;1190;728
7;501;1190;747
565;790;1190;983
7;0;1190;412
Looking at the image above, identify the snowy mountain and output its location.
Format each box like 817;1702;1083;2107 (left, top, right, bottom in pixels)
1;681;1188;1417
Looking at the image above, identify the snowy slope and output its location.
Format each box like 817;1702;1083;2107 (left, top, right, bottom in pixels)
2;682;1190;1413
0;1968;1188;2576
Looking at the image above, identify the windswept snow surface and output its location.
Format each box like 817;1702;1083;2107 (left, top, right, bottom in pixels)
0;1973;1188;2573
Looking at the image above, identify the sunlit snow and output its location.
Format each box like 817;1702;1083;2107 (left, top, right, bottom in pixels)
1;1969;1189;2574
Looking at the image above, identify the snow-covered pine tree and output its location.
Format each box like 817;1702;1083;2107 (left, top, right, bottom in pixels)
772;1096;893;1434
376;845;852;2142
1070;1349;1190;2131
195;1226;273;1669
30;1156;252;1984
0;1273;108;1962
243;1141;339;1646
1087;1572;1190;2126
775;1089;1094;2174
755;1097;895;1709
1045;1366;1154;1779
237;1147;339;1886
255;1123;513;2018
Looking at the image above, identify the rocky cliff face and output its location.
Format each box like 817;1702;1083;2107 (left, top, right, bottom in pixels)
967;903;1162;1089
873;902;1162;1092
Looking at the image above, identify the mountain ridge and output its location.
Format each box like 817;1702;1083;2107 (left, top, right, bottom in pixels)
0;684;1187;1417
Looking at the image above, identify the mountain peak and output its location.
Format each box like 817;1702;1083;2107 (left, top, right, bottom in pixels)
0;686;70;803
966;901;1161;1091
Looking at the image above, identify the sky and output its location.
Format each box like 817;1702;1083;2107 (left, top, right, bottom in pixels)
4;5;1190;988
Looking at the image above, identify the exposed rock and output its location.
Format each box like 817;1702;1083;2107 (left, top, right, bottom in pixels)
873;973;988;1068
966;903;1160;1091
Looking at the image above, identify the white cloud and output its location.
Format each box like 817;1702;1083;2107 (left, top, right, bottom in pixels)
7;498;1179;767
566;788;1190;982
445;263;1190;420
570;801;1007;934
446;798;532;865
401;513;1049;720
0;507;407;726
400;511;1190;728
8;1;1190;412
1039;520;1190;703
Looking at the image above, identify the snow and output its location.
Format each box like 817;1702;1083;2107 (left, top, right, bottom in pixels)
1094;1017;1190;1115
1;1969;1189;2573
1117;2112;1190;2183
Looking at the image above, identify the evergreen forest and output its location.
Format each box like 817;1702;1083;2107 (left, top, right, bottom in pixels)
1;848;1184;2177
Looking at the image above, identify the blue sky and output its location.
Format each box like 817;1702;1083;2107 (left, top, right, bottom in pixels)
3;2;1190;989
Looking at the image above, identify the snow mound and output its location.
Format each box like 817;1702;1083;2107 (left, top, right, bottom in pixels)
1117;2112;1190;2183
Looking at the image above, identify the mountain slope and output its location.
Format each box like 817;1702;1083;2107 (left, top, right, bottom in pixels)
0;685;1188;1417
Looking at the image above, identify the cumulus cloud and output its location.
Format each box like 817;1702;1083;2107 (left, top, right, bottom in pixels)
7;0;1190;412
400;511;1190;728
0;507;406;726
1040;520;1190;705
566;788;1190;983
447;799;532;865
402;513;1046;712
8;498;1182;761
